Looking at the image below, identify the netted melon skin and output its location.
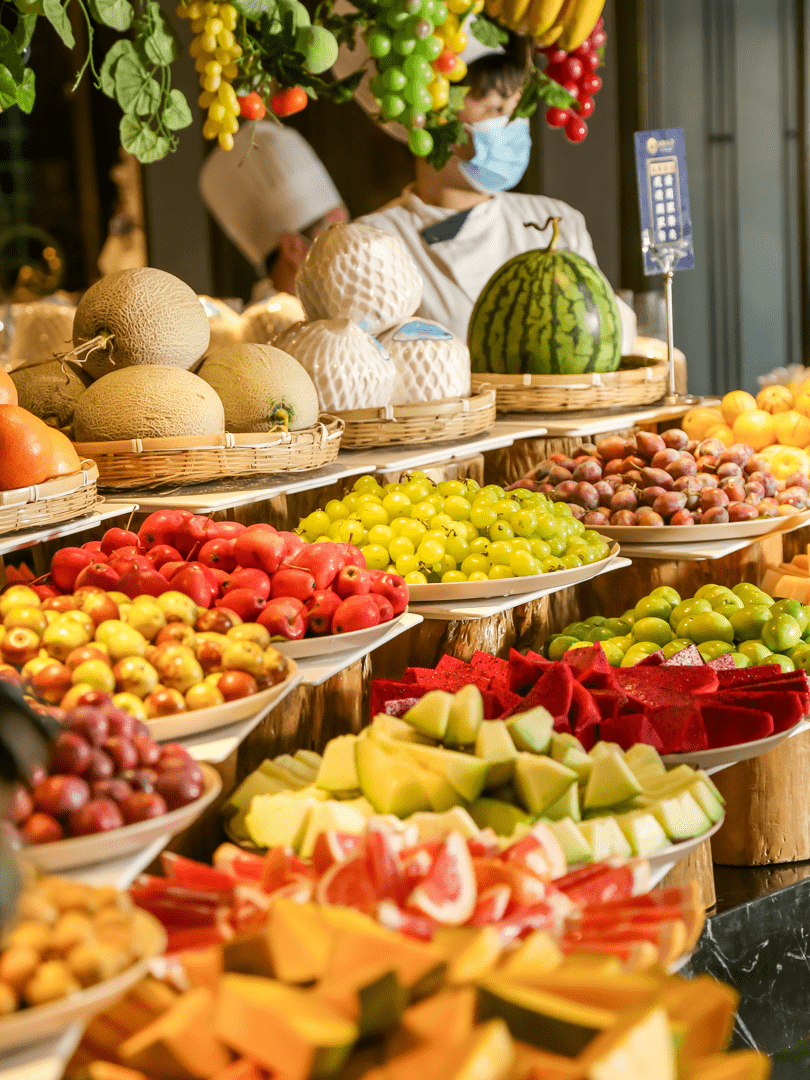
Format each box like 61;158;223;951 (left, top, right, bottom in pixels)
73;366;225;442
198;343;320;432
274;319;396;412
11;361;89;429
295;223;422;336
73;268;210;380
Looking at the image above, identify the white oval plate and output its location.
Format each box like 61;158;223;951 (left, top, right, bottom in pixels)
0;908;166;1053
21;764;222;873
145;663;299;743
594;509;810;545
272;612;409;658
405;545;620;603
663;719;810;772
644;815;724;876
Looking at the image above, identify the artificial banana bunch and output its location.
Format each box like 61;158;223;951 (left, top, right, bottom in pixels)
556;0;606;50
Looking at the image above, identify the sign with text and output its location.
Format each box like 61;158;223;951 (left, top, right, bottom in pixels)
634;128;694;275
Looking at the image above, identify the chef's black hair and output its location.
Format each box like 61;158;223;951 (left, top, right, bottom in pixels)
462;34;527;101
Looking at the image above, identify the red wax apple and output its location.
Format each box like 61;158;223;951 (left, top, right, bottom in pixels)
138;510;185;550
335;565;372;598
51;547;95;592
74;562;121;591
289;543;342;591
22;814;64;844
369;571;409;615
31;584;61;601
216;670;258;701
110;554;155;578
31;662;73;704
278;531;306;560
78;591;120;625
215;589;266;622
34;775;90;816
118;565;170;599
335;543;367;570
121;791;168;823
169;565;216;608
270;566;316;603
369;593;394;623
215;521;246;541
147;544;182;569
158;561;187;582
101;528;140;556
174;514;221;557
199;538;237;572
69;798;124;835
82;540;104;555
257;597;308;639
233;525;286;576
305;591;342;635
332;595;381;634
223;567;271;599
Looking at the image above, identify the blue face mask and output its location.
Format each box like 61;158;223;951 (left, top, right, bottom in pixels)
458;114;532;194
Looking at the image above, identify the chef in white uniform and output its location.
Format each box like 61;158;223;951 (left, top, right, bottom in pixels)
336;36;636;349
199;121;348;302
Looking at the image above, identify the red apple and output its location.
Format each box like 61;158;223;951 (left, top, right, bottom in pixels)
368;593;394;623
154;771;202;810
121;768;157;792
257;597;308;639
335;565;372;598
233;526;286;576
82;540;104;554
147;544;182;569
103;736;138;772
84;749;115;782
50;731;92;775
270;566;316;603
144;688;186;717
78;592;120;626
69;798;124;836
91;778;133;803
216;670;258;701
43;595;78;613
11;784;32;824
332;595;381;634
369;571;409;616
198;538;237;572
21;813;63;844
196;608;241;633
34;775;90;816
305;591;342;635
118;565;170;600
75;562;121;591
138;510;185;551
223;567;271;599
170;565;216;608
31;662;73;704
51;547;95;593
65;705;109;746
121;791;168;823
289;543;342;591
277;531;306;560
216;521;246;541
215;589;266;622
134;735;160;767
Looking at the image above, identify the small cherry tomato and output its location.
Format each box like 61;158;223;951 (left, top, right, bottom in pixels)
270;86;309;117
237;91;266;119
434;48;457;74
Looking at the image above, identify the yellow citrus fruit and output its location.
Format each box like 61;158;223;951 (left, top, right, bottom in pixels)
756;384;794;414
704;423;735;447
682;407;725;441
769;446;810;480
794;392;810;417
772;409;810;448
732;409;776;451
721;390;758;427
787;381;804;401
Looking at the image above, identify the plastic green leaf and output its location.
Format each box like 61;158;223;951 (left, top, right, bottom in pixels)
163;87;192;130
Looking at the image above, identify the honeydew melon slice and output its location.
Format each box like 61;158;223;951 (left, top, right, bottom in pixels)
579;817;632;860
398;741;490;802
275;754;318;782
584;750;643;810
643;765;699;794
468;797;530;837
365;715;438;744
589;741;623;760
614;811;672;857
514;754;577;816
355;739;433;817
550;732;586;762
258;760;309;790
543;782;581;823
407;806;480;841
317;735;360;794
244;792;318;850
409;762;461;813
623;743;666;784
226;769;288;813
559;747;592;784
546;819;593;864
444;684;484;747
298;800;368;858
507;708;554;754
295;749;323;770
696;769;725;803
403;691;454;740
652;791;712;841
476;721;518;788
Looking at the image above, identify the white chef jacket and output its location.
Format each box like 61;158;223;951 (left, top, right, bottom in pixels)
358;187;637;352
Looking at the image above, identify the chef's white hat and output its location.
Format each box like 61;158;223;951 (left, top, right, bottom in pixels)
199;121;343;274
331;1;504;145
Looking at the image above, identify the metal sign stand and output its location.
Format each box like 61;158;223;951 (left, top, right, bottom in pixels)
644;240;699;407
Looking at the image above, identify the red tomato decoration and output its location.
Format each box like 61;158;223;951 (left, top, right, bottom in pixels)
271;86;309;117
238;91;266;120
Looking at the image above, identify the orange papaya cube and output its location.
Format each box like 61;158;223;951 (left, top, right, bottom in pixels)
364;1019;514;1080
320;907;443;991
215;974;357;1080
679;1050;771;1080
658;977;739;1062
402;987;478;1044
498;930;563;984
504;969;661;1012
120;987;232;1080
87;1065;151;1080
179;946;223;994
268;899;335;983
511;1042;584;1080
575;1006;675;1080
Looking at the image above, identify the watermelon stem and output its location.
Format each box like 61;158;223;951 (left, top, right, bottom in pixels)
524;217;561;253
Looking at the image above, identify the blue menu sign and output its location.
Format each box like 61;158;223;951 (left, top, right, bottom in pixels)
634;128;694;276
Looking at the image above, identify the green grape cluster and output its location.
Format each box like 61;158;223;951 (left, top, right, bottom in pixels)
363;0;448;157
297;473;612;586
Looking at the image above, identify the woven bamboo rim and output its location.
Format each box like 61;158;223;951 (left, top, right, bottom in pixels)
72;415;343;491
0;463;99;537
337;388;497;449
471;360;668;413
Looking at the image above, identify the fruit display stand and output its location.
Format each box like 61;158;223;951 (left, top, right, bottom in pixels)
0;502;138;574
335;388;497;450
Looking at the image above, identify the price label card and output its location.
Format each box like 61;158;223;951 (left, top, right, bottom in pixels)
634;128;694;276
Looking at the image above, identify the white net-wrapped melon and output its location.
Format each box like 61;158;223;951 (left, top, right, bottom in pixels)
6;299;75;366
378;319;471;406
295;223;422;336
274;319;396;412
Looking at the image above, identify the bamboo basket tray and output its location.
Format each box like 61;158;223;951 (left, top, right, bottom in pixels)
73;415;343;491
471;360;668;413
337;388;496;449
0;463;99;537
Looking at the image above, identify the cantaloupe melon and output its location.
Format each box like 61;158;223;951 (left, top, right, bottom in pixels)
241;294;306;344
73;268;210;380
198;344;319;432
199;296;244;356
73;366;225;441
10;360;90;429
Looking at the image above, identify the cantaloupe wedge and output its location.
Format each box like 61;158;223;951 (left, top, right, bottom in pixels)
509;970;662;1013
511;1042;585;1079
209;1061;266;1080
657;976;739;1063
268;899;335;984
319;968;408;1037
120;987;231;1080
402;987;478;1044
178;945;223;994
678;1050;771;1080
498;930;563;983
576;1006;675;1080
215;974;357;1080
87;1065;150;1080
320;907;444;991
365;1019;514;1080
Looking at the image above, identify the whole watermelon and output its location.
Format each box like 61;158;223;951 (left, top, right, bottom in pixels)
468;219;622;376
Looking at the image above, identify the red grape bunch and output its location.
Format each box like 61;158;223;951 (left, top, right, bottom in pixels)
540;16;605;144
